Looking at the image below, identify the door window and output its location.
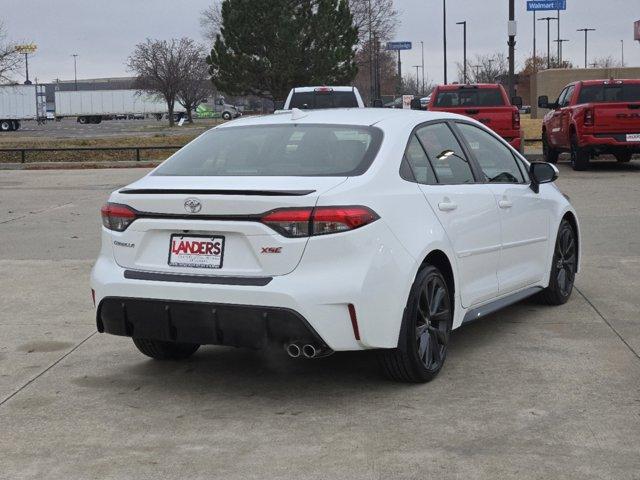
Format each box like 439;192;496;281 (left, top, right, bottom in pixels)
456;123;525;184
415;123;475;184
560;86;575;107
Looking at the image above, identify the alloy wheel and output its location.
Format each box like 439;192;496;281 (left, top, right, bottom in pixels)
555;226;577;297
415;275;450;371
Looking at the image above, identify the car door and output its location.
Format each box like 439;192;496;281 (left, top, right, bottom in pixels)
455;122;551;294
557;85;575;149
549;87;568;146
408;122;501;308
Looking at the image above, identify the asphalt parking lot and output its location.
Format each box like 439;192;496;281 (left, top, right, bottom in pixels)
1;160;639;479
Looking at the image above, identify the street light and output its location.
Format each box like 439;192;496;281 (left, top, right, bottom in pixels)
442;0;447;84
15;44;37;85
413;65;422;94
538;17;558;69
456;21;467;83
577;28;596;68
72;54;78;91
621;39;624;67
553;39;569;65
420;41;425;94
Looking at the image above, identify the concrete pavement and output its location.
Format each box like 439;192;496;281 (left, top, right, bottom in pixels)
0;161;639;479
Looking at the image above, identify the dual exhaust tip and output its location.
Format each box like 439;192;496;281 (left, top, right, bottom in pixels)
286;342;319;359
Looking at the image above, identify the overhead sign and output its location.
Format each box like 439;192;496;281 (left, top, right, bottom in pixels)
635;20;640;41
386;41;412;51
527;0;566;11
15;43;38;54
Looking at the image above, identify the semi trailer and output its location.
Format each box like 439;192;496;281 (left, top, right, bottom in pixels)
0;85;38;132
54;90;185;124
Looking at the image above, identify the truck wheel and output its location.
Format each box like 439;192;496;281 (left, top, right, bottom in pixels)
78;116;88;125
132;338;200;360
1;120;12;132
542;132;559;163
615;152;633;163
570;134;589;171
222;111;232;121
93;116;102;124
13;121;20;131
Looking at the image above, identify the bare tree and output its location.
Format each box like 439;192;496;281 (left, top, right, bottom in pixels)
0;22;22;83
200;2;223;43
457;53;508;84
590;56;622;69
177;47;212;123
128;38;202;127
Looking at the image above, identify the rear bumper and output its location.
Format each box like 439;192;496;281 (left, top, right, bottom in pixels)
91;220;416;352
98;297;326;350
579;133;640;150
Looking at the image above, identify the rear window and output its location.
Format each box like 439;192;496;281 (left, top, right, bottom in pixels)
577;84;640;103
289;91;359;109
153;124;382;177
434;88;505;108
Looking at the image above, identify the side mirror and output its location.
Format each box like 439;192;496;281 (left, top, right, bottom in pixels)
537;95;549;109
530;162;558;193
273;100;285;111
372;99;383;108
511;96;523;109
410;98;423;110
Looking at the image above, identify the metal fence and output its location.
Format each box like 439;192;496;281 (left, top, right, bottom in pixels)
0;145;184;164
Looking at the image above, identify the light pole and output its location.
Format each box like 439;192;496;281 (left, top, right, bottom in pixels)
577;28;596;68
15;44;37;85
420;41;425;94
621;39;624;67
533;10;537;73
456;21;467;83
553;39;569;65
442;0;447;84
507;0;516;99
413;65;421;94
72;54;78;91
539;17;558;69
471;64;481;82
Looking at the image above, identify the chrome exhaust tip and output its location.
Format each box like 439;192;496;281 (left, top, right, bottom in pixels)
302;344;317;359
286;343;301;358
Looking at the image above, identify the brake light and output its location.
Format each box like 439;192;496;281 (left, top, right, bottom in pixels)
314;87;333;94
260;206;379;237
584;108;594;126
101;203;137;231
513;109;520;129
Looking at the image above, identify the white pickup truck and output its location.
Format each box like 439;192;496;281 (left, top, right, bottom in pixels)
283;86;365;110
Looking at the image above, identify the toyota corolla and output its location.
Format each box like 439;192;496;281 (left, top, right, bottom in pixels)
91;108;580;383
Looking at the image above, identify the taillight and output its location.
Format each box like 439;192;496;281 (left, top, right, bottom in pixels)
101;203;137;231
584;108;594;126
513;110;520;129
260;206;379;238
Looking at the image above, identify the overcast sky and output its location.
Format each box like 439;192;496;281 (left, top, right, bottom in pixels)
2;0;639;85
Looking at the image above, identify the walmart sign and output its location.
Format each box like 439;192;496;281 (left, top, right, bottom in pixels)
527;0;566;11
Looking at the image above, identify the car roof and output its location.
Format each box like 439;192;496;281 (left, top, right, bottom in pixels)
217;108;463;128
579;79;640;86
290;86;358;93
435;83;503;90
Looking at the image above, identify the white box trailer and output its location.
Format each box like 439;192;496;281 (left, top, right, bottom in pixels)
54;90;185;124
0;85;38;132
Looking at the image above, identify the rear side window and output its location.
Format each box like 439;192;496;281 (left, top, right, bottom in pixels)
434;88;505;107
415;123;475;184
290;91;359;109
153;124;382;177
404;135;437;184
578;84;640;103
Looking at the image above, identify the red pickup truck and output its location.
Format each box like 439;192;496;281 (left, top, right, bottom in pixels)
539;79;640;170
428;84;524;152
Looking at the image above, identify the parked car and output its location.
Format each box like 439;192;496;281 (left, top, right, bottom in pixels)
384;97;404;109
428;84;524;152
92;108;580;383
539;79;640;170
283;86;364;110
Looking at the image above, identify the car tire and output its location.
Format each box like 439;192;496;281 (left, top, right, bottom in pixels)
537;219;577;306
614;152;633;163
570;134;589;171
379;265;452;383
222;111;232;121
542;131;559;163
132;338;200;360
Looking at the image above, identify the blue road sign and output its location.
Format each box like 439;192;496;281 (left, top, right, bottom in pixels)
386;41;412;51
527;0;566;11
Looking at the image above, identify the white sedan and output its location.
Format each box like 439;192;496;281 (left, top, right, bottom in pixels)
91;108;580;383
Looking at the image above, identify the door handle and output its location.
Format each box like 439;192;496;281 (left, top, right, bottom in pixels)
498;199;513;209
438;201;458;212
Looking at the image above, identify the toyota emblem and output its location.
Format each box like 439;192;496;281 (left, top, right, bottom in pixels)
184;198;202;214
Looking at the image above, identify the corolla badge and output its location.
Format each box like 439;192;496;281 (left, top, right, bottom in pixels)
184;198;202;214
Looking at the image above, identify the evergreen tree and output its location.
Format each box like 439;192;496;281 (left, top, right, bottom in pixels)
207;0;358;101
